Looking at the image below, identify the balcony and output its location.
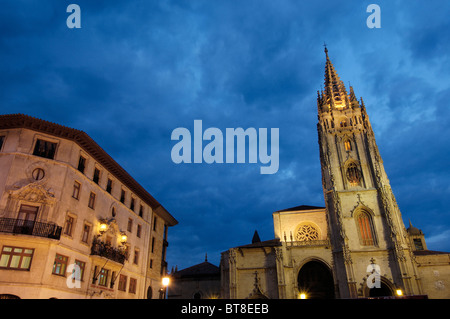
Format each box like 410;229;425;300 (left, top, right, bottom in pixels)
90;238;128;265
0;217;62;240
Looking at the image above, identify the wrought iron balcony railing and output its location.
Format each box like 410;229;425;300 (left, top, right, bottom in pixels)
90;238;128;265
0;217;62;240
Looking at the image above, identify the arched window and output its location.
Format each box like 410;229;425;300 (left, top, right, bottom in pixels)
356;211;375;246
346;163;361;186
344;140;352;151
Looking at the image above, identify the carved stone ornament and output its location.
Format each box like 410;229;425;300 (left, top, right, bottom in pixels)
9;182;56;205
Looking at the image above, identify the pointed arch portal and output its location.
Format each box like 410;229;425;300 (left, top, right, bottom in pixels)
297;261;335;299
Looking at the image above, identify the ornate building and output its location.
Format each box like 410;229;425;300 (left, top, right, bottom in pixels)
0;114;178;299
220;49;450;299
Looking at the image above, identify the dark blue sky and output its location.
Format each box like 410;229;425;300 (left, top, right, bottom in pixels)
1;1;449;270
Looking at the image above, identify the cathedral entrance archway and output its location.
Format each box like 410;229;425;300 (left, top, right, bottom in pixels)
365;277;395;298
297;260;335;299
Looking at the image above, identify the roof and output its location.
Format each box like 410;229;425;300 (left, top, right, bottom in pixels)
172;261;220;278
235;238;281;249
276;205;325;213
413;250;450;256
0;113;178;226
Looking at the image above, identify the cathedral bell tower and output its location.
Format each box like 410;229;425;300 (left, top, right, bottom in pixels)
317;48;423;298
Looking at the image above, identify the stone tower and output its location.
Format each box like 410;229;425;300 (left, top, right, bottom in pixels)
316;48;423;298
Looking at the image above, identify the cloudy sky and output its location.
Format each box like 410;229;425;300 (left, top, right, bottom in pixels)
1;0;449;270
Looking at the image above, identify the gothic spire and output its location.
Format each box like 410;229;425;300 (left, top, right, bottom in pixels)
323;48;348;108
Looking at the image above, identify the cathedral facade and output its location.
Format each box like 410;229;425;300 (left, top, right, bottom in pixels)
220;49;450;299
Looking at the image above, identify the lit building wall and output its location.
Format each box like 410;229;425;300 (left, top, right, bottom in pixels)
0;114;177;299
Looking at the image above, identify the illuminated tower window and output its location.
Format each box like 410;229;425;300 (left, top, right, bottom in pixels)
346;163;361;186
356;211;375;246
344;140;352;151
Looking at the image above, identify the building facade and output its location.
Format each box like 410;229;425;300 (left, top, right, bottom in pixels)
0;114;177;299
220;49;450;299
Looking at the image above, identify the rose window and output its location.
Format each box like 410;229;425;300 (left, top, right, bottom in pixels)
296;224;319;241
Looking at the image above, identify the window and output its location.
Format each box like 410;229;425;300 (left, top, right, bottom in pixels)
127;218;133;232
413;238;424;251
133;249;139;265
78;156;86;173
16;205;38;234
98;268;109;286
137;224;142;238
88;192;96;209
129;278;137;294
118;274;127;291
72;181;81;199
52;254;68;276
346;163;361;186
130;197;135;211
0;246;34;270
81;223;91;243
139;205;144;218
33;139;57;159
153;216;157;231
120;189;126;204
74;260;86;281
149;259;153;268
357;211;375;246
32;168;45;181
64;215;75;236
151;237;155;253
106;178;113;194
344;140;352;151
0;135;5;150
93;168;100;184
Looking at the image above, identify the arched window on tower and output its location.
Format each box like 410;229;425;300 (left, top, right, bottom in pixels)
344;140;352;151
346;163;361;186
356;211;376;246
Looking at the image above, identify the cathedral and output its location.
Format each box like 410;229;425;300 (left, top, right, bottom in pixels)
218;48;450;299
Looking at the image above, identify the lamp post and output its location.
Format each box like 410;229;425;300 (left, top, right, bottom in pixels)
160;276;170;299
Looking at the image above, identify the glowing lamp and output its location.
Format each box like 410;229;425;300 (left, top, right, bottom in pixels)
299;293;307;299
396;289;403;297
99;222;108;234
162;276;170;287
